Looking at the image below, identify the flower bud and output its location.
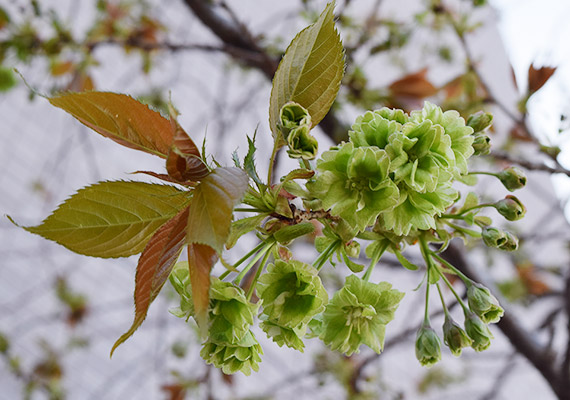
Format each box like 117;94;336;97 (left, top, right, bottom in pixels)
279;102;311;137
464;312;493;352
502;231;519;251
0;332;8;354
493;195;526;221
415;323;442;367
467;282;504;324
286;125;319;160
497;167;527;191
467;111;493;133
443;316;472;356
343;240;361;258
472;132;491;155
481;226;507;248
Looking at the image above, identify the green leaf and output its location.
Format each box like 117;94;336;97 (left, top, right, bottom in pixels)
227;214;268;249
21;181;191;258
187;167;249;254
244;133;265;190
111;207;189;356
269;1;345;142
459;192;479;213
49;91;174;158
393;249;419;271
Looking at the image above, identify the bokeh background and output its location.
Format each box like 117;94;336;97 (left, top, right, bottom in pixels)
1;0;570;398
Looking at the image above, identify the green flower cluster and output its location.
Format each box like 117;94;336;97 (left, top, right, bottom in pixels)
319;275;404;355
170;267;262;375
257;260;328;351
308;102;475;235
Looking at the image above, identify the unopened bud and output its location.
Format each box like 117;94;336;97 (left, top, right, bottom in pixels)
502;231;519;251
279;102;311;137
497;167;527;191
415;323;442;367
286;125;319;160
482;227;518;251
472;132;491;156
494;195;526;221
464;312;493;352
467;111;493;133
467;282;504;324
343;240;360;258
442;316;472;356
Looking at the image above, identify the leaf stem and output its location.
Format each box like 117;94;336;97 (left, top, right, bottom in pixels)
362;241;388;282
436;282;451;319
419;237;433;324
233;240;274;284
469;171;498;178
267;141;280;185
302;159;312;170
233;207;265;213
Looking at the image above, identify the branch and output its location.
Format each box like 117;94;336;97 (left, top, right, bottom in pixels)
441;242;565;399
180;0;349;142
489;151;570;177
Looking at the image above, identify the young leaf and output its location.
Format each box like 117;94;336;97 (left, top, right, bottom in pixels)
188;243;218;336
269;1;345;142
166;113;210;182
388;68;438;99
244;134;265;190
21;181;191;258
393;249;419;271
111;207;189;356
187;167;249;254
49;91;174;158
227;214;268;249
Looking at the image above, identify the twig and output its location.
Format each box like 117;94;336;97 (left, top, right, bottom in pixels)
488;151;570;177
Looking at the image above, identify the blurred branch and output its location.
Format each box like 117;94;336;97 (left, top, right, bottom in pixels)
489;151;570;177
561;272;570;398
181;0;349;142
441;242;567;399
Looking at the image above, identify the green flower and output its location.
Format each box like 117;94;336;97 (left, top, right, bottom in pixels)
279;101;311;136
307;142;400;231
260;320;306;352
257;260;328;329
442;316;473;356
415;323;442;366
200;330;263;375
380;182;458;236
464;312;493;352
467;282;504;324
320;275;404;356
411;102;474;176
349;108;408;149
386;120;455;192
208;278;258;344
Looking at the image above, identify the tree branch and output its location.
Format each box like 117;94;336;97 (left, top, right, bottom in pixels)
441;242;565;399
180;0;349;142
489;151;570;177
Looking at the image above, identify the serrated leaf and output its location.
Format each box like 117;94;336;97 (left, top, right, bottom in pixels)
21;181;191;258
227;214;268;249
269;1;344;142
244;134;265;190
393;249;419;271
187;167;248;253
188;243;218;336
166;112;210;182
111;207;189;356
49;91;174;158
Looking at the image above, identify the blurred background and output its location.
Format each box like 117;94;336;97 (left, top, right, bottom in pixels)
1;0;570;398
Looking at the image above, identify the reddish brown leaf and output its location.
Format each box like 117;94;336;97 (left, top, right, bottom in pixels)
161;384;186;400
389;68;438;99
49;91;174;158
166;117;210;182
50;61;74;77
509;124;533;142
188;243;218;335
111;207;189;356
528;63;556;93
517;264;551;296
